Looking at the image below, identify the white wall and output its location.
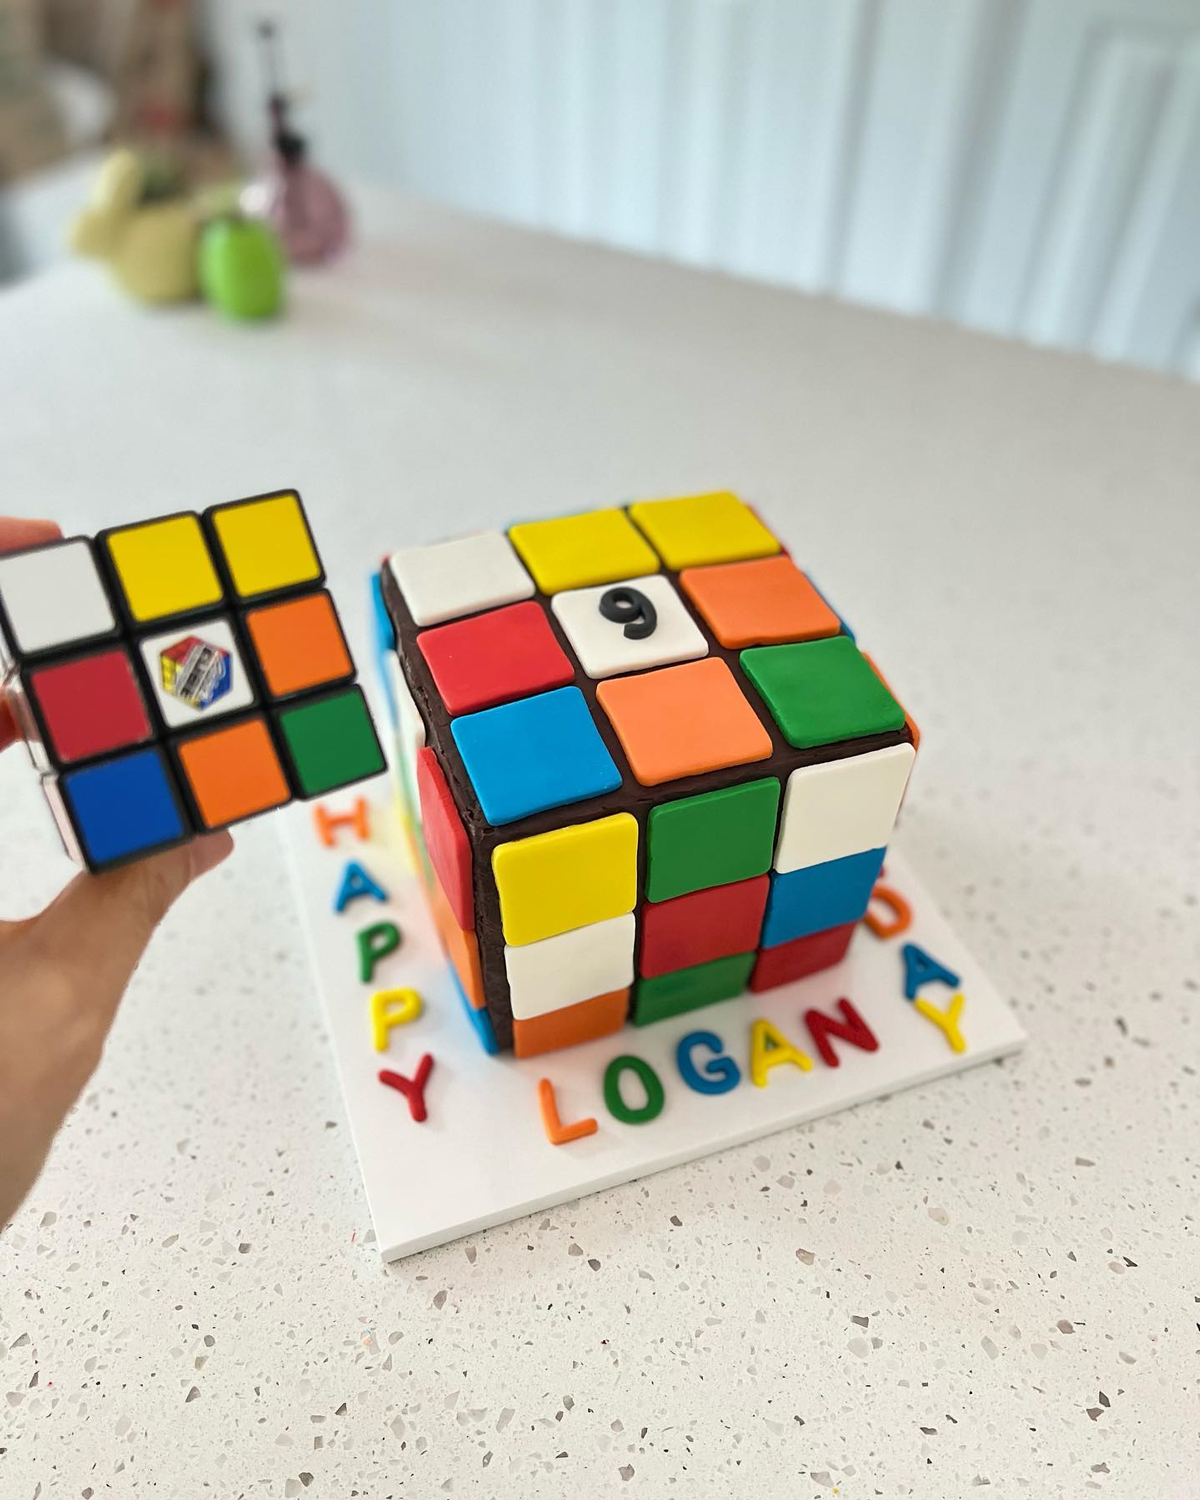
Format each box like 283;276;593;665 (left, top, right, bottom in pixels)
202;0;1200;377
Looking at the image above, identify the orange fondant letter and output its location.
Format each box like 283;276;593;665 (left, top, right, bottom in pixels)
864;883;912;939
313;797;370;848
537;1079;598;1145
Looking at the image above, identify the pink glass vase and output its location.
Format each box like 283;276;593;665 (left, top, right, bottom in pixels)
242;155;350;267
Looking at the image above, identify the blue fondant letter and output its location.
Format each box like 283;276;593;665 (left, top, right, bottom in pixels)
334;859;388;914
676;1030;741;1095
901;942;960;1001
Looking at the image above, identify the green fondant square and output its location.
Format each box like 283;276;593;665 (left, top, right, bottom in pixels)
277;686;385;797
740;636;905;748
634;952;755;1026
645;776;780;902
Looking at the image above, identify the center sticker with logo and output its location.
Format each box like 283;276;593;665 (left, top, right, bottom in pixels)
138;616;257;728
161;635;233;710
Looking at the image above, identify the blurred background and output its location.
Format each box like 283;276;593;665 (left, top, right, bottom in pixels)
2;0;1199;375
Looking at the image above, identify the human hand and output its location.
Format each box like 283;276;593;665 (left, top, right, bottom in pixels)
0;518;232;1227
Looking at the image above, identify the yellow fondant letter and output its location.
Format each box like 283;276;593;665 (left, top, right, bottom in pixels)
750;1018;813;1088
371;987;422;1052
914;992;966;1053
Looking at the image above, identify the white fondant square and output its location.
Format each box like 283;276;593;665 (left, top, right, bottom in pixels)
504;912;635;1019
0;539;116;664
775;743;916;874
550;574;708;679
137;616;257;729
388;532;534;627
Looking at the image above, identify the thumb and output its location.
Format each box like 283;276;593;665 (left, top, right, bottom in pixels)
28;831;232;1029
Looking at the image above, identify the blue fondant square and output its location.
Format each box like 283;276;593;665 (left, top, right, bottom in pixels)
448;965;498;1055
61;747;187;868
451;685;621;825
761;847;885;947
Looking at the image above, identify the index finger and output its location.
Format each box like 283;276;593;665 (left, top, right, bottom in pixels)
1;517;63;752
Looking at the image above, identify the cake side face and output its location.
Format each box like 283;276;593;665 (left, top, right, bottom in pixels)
381;493;917;1056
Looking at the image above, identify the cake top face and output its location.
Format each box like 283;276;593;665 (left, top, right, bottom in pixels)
386;493;910;833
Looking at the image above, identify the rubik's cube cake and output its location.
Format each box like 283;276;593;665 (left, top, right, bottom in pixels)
0;490;384;872
379;491;918;1059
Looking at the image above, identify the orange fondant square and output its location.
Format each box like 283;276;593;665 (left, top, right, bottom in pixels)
596;657;772;786
679;555;841;648
513;989;628;1058
175;715;291;829
426;865;485;1008
244;591;354;699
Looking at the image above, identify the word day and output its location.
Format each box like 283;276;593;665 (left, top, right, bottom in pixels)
314;794;970;1145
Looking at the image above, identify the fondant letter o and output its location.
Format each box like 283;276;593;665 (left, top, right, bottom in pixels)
603;1054;665;1124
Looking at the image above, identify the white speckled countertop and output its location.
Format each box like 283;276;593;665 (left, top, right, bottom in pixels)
0;192;1195;1498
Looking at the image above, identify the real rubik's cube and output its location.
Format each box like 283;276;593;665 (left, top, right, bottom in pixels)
0;490;384;872
380;491;919;1059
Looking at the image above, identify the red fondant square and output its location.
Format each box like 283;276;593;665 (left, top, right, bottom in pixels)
417;600;574;715
749;920;856;992
28;646;153;764
639;875;769;978
416;747;474;929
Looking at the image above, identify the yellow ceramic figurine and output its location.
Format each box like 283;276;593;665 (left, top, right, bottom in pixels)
69;149;201;305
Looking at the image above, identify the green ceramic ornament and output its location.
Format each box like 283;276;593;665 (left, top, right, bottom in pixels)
198;215;286;320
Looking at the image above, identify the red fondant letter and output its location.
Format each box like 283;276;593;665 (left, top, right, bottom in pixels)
803;998;879;1069
379;1054;434;1122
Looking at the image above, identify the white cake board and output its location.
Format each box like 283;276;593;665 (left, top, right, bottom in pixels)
283;778;1025;1262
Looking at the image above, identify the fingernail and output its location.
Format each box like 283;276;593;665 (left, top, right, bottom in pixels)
190;830;234;879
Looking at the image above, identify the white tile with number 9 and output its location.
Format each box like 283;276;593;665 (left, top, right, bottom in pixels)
551;574;708;679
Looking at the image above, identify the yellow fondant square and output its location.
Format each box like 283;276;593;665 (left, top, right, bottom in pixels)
210;492;322;599
105;514;223;623
628;491;781;570
508;509;659;594
492;812;638;946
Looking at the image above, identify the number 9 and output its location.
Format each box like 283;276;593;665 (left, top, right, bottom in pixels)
598;586;657;641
